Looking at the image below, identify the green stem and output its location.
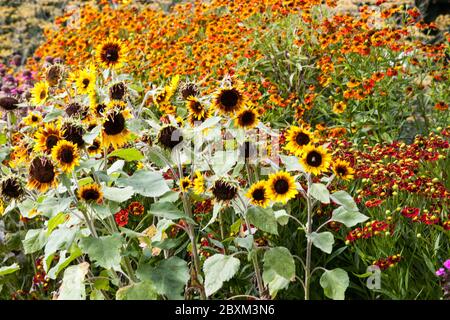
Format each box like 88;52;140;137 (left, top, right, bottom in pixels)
304;174;313;300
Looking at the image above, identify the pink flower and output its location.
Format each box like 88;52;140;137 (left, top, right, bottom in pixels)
444;259;450;270
436;268;445;277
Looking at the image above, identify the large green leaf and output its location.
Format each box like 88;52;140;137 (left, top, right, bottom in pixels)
309;232;334;254
79;234;123;270
246;207;278;235
47;244;83;279
57;262;90;300
116;281;158;300
108;148;144;162
211;151;238;176
116;170;170;197
44;227;77;263
331;206;368;228
309;183;330;204
0;263;20;276
23;229;48;254
149;202;195;224
203;254;240;296
102;186;134;202
136;257;189;300
280;155;303;172
330;191;358;211
262;247;295;297
82;125;101;145
320;268;349;300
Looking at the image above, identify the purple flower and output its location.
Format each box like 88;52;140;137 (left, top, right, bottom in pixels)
436;268;446;277
444;259;450;270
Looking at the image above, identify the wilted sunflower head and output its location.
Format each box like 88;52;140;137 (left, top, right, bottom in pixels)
333;159;355;181
212;179;238;202
51;140;80;173
180;81;199;100
157;125;183;150
27;156;58;192
45;64;65;87
96;39;128;69
285;126;314;156
34;122;63;154
78;183;103;204
65;102;88;118
62;122;85;148
0;96;19;112
213;86;245;115
300;145;332;176
0;176;24;200
246;181;270;208
235;107;259;129
30;81;49;106
101;108;132;149
266;171;298;203
109;82;127;100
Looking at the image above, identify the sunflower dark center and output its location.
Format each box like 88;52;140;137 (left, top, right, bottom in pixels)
240;110;255;126
46;135;59;151
181;83;199;99
295;132;310;146
336;166;347;176
65;102;84;117
82;78;90;88
1;178;23;199
306;151;323;167
158;126;183;149
63;124;85;148
0;97;19;111
96;104;106;115
59;147;74;164
81;189;100;201
252;188;265;201
31;115;38;122
274;179;289;194
88;140;100;151
30;158;55;183
102;44;120;63
40;90;46;100
190;101;203;113
219;89;239;110
110;83;126;100
212;180;237;201
103;112;126;135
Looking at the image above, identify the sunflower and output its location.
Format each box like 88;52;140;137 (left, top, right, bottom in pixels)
87;138;103;156
62;122;85;148
74;68;96;95
78;183;103;204
34;122;63;153
0;96;19;112
30;81;49;105
96;38;128;69
246;181;270;208
180;81;199;99
109;82;127;100
266;171;298;203
186;97;206;120
212;86;245;114
235;106;259;129
179;177;192;192
65;102;88;118
27;156;58;192
0;198;4;216
300;145;332;175
90;102;107;118
192;171;205;195
332;159;355;181
106;100;126;112
101;108;132;149
0;176;24;201
157;125;183;150
211;179;238;202
51;140;80;173
45;64;64;87
284;126;314;156
23;112;43;128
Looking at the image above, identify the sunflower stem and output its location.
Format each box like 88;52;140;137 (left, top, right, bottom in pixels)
304;174;313;300
6;111;12;145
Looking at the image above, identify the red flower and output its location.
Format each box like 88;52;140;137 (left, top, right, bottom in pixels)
401;207;420;218
114;209;129;227
127;201;145;216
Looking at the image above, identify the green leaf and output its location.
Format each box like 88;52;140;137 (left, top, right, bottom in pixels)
309;232;334;254
102;186;134;202
136;257;189;300
330;191;358;211
246;207;278;235
46;213;68;236
203;254;240;296
82;125;101;145
94;270;110;291
116;170;170;197
44;227;77;263
43;107;64;123
149;202;195;224
274;209;290;226
37;196;72;218
332;206;368;227
57;262;90;300
79;234;124;270
262;247;295;297
280;155;303;172
211;151;237;176
320;268;349;300
310;183;330;204
108;148;144;162
47;245;82;279
116;281;158;300
23;229;48;254
0;133;7;145
234;235;254;251
0;263;20;276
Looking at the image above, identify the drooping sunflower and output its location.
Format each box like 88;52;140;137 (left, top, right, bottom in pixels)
157;125;183;150
179;177;192;192
332;159;355;181
65;102;88;118
300;145;332;175
192;171;205;195
101;108;132;149
0;176;24;201
180;81;199;100
211;179;238;202
78;183;103;204
266;171;298;203
212;86;245;115
0;96;19;112
51;140;80;173
23;112;43;128
109;82;127;100
74;68;96;95
246;181;270;208
27;156;58;192
62;122;85;148
284;126;314;156
34;122;63;153
45;64;65;87
30;81;49;105
96;38;128;69
235;106;259;129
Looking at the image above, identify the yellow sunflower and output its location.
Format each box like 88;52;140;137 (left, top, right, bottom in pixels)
186;97;206;120
87;138;103;156
23;112;43;128
299;145;332;175
179;177;192;192
34;122;63;154
73;67;96;95
285;126;314;156
30;81;49;105
101;108;132;149
266;171;298;203
332;159;355;181
235;106;259;129
96;38;128;69
78;183;103;204
51;140;80;173
27;156;58;192
192;171;205;195
246;181;270;208
212;86;245;115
